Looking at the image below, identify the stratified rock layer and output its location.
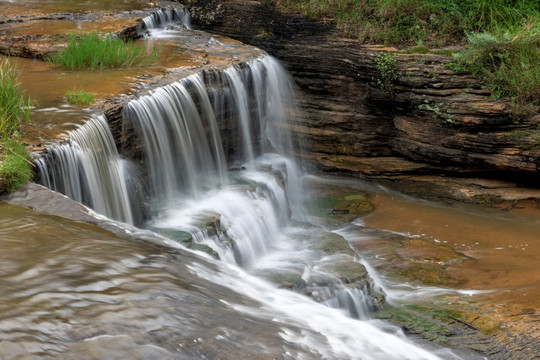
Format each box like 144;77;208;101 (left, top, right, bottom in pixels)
178;0;540;202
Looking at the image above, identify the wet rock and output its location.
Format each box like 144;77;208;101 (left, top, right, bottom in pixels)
313;232;354;256
307;190;375;225
266;272;303;289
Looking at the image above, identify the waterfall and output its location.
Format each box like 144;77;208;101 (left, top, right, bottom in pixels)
30;53;467;357
137;7;192;35
123;56;300;209
34;115;144;225
123;55;304;268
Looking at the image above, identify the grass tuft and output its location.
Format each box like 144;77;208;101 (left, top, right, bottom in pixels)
47;32;161;71
66;88;95;105
0;58;32;139
0;58;34;193
0;139;33;193
452;22;540;108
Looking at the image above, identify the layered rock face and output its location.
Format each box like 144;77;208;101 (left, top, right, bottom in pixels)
177;0;540;201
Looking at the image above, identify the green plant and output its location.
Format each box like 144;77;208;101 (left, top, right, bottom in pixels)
276;0;540;45
0;58;34;193
0;58;32;139
375;51;398;97
47;31;161;71
0;139;33;192
258;28;274;37
453;22;540;110
66;88;95;105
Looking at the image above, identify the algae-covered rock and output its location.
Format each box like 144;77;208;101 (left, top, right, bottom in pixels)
265;272;304;289
308;192;375;224
374;305;456;343
326;261;369;284
152;227;220;259
314;232;354;256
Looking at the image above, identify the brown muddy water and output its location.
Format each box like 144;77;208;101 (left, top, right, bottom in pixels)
0;0;150;15
0;201;308;359
312;176;540;314
364;192;540;311
6;31;260;144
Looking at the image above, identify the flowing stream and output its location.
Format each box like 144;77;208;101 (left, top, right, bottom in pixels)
4;9;500;359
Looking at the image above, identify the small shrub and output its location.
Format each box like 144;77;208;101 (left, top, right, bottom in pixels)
375;52;398;97
66;88;95;105
0;58;32;139
0;139;33;192
47;31;161;71
453;23;540;109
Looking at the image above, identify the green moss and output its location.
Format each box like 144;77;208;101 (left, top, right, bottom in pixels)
327;261;368;284
375;305;462;342
473;194;503;205
308;193;375;220
314;232;353;255
404;46;430;54
191;243;220;259
396;263;449;286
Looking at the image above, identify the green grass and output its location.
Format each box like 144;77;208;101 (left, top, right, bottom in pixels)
276;0;540;45
47;32;161;71
0;58;34;193
452;24;540;109
66;88;95;105
276;0;539;109
0;58;32;139
0;139;33;193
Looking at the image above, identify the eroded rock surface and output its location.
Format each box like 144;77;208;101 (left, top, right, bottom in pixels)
177;0;540;202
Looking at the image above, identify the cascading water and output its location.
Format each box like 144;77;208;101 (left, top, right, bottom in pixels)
34;114;144;225
30;13;470;358
138;7;192;35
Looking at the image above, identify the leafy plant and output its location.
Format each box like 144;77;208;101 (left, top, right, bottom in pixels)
453;22;540;110
375;52;398;97
66;88;95;105
47;31;161;71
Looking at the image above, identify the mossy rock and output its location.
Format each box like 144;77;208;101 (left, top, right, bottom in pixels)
152;227;220;259
266;272;303;289
314;232;354;256
324;261;369;284
308;193;375;221
395;263;450;286
375;305;456;343
191;243;220;259
194;213;223;237
164;229;194;244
